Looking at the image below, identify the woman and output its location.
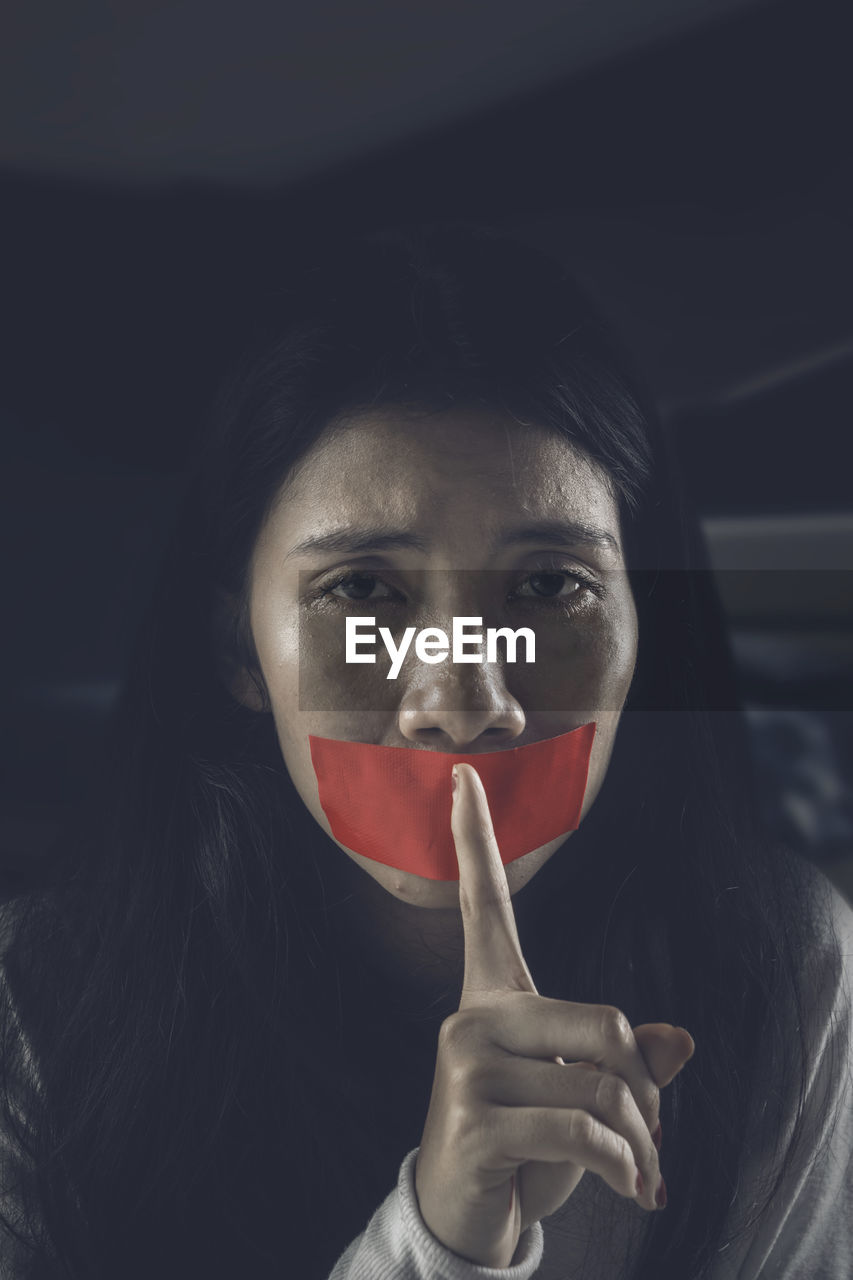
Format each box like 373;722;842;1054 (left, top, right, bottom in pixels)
1;226;850;1279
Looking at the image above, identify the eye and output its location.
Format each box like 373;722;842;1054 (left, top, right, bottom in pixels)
513;570;589;600
322;572;400;602
520;571;581;598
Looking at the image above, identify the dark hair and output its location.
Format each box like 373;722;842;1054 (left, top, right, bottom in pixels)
0;226;827;1278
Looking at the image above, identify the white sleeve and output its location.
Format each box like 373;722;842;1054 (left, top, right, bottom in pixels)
715;882;853;1280
329;1149;545;1280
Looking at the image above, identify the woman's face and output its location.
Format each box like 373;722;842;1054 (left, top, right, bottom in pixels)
243;406;638;908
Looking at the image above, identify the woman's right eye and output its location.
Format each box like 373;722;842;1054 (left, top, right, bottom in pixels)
323;573;400;602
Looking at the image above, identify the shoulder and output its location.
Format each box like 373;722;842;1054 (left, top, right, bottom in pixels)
776;863;852;1133
805;871;853;1118
0;899;20;959
817;868;853;961
0;896;43;1117
799;865;852;1035
0;905;38;1275
715;868;853;1279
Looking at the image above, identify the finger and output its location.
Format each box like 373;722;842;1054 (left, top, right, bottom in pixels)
472;991;661;1129
484;1106;654;1210
452;763;537;999
634;1023;695;1088
477;1057;661;1201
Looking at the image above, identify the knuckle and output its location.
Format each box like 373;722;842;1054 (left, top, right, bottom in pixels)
448;1056;492;1100
437;1008;484;1057
444;1096;477;1144
640;1087;661;1133
599;1005;633;1053
616;1134;636;1182
567;1110;597;1149
448;1096;500;1163
438;1011;471;1054
595;1072;632;1121
473;1104;502;1158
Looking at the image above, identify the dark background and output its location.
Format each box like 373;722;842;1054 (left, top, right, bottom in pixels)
1;0;851;896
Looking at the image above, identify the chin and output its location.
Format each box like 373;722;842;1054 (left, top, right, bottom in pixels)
337;835;574;909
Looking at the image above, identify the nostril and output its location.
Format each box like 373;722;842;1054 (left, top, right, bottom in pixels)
398;703;526;749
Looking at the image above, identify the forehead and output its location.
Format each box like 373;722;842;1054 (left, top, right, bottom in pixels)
272;406;620;539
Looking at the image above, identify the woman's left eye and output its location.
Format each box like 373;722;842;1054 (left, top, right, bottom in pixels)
513;571;586;600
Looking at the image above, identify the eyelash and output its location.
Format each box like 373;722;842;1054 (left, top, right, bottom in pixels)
311;564;605;610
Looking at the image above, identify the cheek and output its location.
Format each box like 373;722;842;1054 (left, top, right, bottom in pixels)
294;608;402;714
251;587;395;707
249;592;393;823
578;600;638;814
505;599;637;715
598;600;639;702
249;586;300;713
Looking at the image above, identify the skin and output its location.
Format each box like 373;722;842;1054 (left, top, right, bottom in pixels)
244;404;638;909
235;404;695;1264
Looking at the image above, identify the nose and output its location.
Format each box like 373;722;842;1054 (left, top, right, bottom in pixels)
397;660;526;750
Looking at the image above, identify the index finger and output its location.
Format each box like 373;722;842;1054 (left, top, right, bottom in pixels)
451;762;538;1001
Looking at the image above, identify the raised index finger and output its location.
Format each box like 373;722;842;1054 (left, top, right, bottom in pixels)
452;763;538;1001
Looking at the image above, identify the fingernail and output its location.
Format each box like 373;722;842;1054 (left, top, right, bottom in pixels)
634;1170;643;1197
451;766;458;794
655;1176;667;1209
651;1121;662;1151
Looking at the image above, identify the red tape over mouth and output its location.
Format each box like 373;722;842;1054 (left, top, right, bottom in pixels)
308;722;596;881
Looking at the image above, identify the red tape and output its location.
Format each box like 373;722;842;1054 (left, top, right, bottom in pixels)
308;722;595;881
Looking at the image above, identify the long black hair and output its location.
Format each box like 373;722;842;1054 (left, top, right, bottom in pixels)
0;226;829;1278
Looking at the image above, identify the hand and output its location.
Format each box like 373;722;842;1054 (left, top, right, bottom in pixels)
414;762;695;1268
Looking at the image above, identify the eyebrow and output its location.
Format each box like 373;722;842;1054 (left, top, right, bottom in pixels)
496;520;620;555
286;519;620;560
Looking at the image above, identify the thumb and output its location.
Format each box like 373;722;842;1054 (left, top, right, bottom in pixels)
633;1023;695;1088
